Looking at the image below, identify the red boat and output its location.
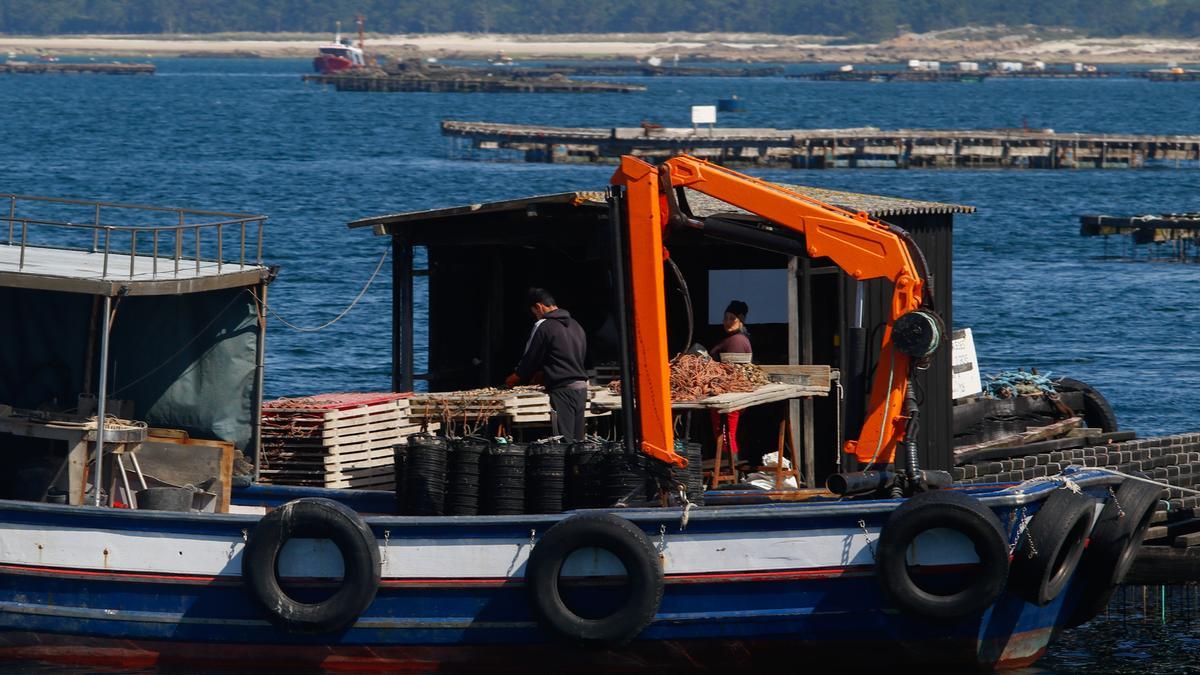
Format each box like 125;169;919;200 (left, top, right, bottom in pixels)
313;18;367;74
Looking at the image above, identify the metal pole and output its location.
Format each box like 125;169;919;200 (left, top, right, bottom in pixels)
252;283;267;482
395;235;414;392
94;294;112;507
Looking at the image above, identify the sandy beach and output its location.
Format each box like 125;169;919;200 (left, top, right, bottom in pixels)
1;30;1197;64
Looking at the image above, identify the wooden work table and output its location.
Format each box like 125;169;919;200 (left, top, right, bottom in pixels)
589;365;835;413
0;407;147;505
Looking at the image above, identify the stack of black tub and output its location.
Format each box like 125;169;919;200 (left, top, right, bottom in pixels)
672;440;705;505
483;442;526;515
602;440;652;506
399;433;449;515
446;436;488;515
566;439;607;508
526;440;567;514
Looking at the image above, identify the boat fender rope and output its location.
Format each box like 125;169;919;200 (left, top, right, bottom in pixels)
1007;506;1034;558
680;492;693;532
857;519;877;561
1095;467;1200;496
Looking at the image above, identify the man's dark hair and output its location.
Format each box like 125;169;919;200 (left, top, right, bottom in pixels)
528;287;556;307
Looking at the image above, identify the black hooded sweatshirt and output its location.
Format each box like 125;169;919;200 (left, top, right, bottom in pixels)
515;308;588;390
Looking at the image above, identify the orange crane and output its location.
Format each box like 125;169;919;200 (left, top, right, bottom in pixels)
610;155;943;476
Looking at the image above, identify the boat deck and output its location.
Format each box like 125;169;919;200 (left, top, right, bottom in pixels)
0;243;269;295
0;194;271;295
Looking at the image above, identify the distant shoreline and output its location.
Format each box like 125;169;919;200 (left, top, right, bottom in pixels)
0;32;1197;65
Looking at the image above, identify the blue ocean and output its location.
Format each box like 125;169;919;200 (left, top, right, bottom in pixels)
0;57;1197;671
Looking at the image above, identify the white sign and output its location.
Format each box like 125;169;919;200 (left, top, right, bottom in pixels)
691;105;717;126
951;328;983;400
707;269;788;324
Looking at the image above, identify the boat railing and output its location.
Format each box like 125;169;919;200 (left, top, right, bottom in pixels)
0;193;268;279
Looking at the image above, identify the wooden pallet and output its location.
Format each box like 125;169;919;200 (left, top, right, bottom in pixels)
259;392;434;488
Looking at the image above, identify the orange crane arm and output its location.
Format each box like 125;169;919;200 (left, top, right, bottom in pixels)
612;154;927;469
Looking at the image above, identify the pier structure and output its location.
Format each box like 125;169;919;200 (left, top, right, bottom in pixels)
0;62;155;75
442;120;1200;169
1081;213;1200;261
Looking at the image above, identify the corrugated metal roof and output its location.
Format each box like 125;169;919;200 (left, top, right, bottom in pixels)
349;184;972;234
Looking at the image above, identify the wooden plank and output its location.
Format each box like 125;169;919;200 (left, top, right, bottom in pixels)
758;364;832;389
133;438;234;514
1173;531;1200;549
952;417;1082;460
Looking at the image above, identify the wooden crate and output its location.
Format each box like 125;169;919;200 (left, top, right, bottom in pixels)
259;392;432;489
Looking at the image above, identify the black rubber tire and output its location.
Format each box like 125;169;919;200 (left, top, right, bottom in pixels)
1054;377;1119;432
526;512;663;646
1009;489;1097;606
242;497;381;634
1065;479;1162;627
876;490;1010;620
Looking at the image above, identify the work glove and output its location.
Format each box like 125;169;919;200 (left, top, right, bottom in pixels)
504;373;521;388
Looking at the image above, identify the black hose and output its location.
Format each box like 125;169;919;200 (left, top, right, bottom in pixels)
903;373;921;483
886;222;936;312
665;257;693;357
607;188;639;456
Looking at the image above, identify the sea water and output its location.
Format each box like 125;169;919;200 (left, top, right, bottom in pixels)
1;57;1198;671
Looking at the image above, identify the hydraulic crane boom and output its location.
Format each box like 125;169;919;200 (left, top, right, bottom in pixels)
612;154;935;470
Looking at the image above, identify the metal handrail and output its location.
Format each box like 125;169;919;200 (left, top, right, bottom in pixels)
1;194;267;280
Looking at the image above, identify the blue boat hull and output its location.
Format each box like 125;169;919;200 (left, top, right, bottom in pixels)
0;470;1121;670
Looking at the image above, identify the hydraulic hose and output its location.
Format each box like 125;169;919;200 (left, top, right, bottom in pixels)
665;257;693;357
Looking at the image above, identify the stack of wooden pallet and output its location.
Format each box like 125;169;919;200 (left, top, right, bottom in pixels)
410;388;553;427
259;392;434;490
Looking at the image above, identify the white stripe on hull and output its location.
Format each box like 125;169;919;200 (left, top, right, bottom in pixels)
0;521;982;579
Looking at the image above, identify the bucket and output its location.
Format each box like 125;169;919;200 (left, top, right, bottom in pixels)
137;486;194;512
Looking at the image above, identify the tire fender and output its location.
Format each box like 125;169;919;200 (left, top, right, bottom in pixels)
1009;488;1097;606
1054;377;1119;431
243;497;381;634
876;490;1010;620
526;512;663;645
1065;479;1162;627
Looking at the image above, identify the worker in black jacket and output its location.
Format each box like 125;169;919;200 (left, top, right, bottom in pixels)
505;288;589;441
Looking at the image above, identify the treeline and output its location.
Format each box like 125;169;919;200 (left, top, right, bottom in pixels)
2;0;1199;40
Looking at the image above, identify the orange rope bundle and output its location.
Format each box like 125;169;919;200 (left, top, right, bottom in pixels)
610;355;766;401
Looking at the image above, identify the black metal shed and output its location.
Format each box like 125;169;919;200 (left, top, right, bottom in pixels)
350;182;972;478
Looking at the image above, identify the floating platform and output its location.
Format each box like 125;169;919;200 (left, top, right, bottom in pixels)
442;120;1200;169
953;432;1200;583
1133;70;1200;82
0;62;155;75
509;64;784;78
790;69;1120;82
1080;213;1200;261
302;73;644;94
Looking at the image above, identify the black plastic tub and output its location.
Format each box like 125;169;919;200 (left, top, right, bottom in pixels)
483;442;526;515
526;441;567;514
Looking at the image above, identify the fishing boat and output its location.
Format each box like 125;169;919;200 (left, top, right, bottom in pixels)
0;159;1158;671
313;18;367;75
0;472;1155;670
